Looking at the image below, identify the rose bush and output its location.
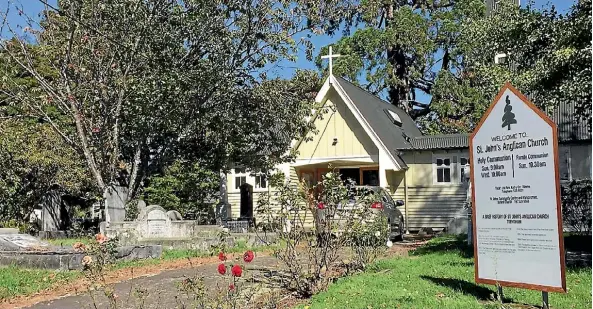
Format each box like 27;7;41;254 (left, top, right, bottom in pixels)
256;169;389;297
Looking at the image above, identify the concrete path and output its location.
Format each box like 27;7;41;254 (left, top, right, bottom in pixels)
23;256;282;309
19;239;421;309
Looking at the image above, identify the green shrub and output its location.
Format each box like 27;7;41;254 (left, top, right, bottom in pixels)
143;160;219;221
561;179;592;235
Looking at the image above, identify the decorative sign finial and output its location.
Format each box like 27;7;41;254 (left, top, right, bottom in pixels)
321;46;341;83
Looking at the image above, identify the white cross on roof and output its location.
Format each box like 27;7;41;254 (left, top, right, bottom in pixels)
321;46;341;82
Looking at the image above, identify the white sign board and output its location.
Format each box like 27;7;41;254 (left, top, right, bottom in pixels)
470;83;566;292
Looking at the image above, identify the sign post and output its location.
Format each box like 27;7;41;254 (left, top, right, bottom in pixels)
470;83;566;301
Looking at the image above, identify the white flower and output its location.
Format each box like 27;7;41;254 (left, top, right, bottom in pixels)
222;228;229;233
374;231;381;237
386;240;393;248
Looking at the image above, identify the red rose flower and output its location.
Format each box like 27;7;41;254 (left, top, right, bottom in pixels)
228;284;235;291
218;252;226;261
217;263;226;275
317;202;325;209
243;250;254;263
231;264;242;277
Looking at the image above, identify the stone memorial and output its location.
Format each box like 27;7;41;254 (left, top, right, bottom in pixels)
167;210;183;221
105;186;128;224
0;232;50;251
41;189;63;232
138;205;171;239
136;199;147;215
0;229;162;270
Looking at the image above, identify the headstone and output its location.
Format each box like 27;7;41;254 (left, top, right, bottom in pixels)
136;200;147;215
41;190;63;231
92;201;103;220
99;221;107;234
105;186;128;224
216;171;229;224
136;205;171;239
167;210;183;221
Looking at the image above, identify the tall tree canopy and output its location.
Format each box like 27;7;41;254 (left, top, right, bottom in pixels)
307;0;484;118
306;0;590;134
430;0;592;134
1;0;317;202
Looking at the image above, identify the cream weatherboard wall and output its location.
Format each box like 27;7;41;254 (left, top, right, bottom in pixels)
395;150;469;231
226;89;379;227
297;89;378;160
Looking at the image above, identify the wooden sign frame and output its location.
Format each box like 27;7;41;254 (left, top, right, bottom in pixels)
469;82;566;293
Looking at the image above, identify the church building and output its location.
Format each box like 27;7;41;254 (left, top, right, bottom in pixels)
222;74;591;232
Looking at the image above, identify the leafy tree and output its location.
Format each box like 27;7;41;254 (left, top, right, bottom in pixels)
1;0;316;204
0;120;90;223
304;0;590;134
306;0;485;118
0;37;92;224
143;160;220;220
423;0;592;133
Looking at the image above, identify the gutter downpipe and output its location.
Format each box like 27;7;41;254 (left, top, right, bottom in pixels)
404;168;409;234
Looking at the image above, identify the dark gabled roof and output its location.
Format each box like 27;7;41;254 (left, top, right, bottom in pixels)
550;102;591;142
399;134;470;150
329;77;590;160
398;102;591;150
333;76;421;167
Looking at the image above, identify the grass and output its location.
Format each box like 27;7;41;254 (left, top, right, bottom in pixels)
0;266;81;300
46;237;92;247
306;236;592;309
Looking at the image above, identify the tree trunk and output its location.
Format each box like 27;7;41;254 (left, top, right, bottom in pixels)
386;45;412;113
385;4;412;114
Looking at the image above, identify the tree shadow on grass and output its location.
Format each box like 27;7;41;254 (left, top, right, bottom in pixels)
420;275;508;302
444;260;474;267
411;235;474;258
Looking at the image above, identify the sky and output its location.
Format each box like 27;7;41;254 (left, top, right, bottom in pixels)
1;0;577;105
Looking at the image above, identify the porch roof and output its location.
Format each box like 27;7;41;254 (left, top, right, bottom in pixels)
292;156;379;167
398;134;470;150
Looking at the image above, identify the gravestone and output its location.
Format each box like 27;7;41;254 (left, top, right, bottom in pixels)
0;229;162;270
136;205;171;239
92;201;103;220
41;190;63;231
105;186;128;224
216;171;229;224
167;210;183;221
136;200;147;215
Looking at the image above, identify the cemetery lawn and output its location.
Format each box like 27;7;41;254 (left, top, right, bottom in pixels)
0;266;80;300
306;236;591;309
46;237;92;247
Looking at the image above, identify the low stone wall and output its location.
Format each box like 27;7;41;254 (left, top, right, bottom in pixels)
105;221;223;244
0;245;162;270
0;250;85;270
120;233;278;251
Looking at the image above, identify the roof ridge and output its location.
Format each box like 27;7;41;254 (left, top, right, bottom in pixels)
333;76;398;109
413;133;470;139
